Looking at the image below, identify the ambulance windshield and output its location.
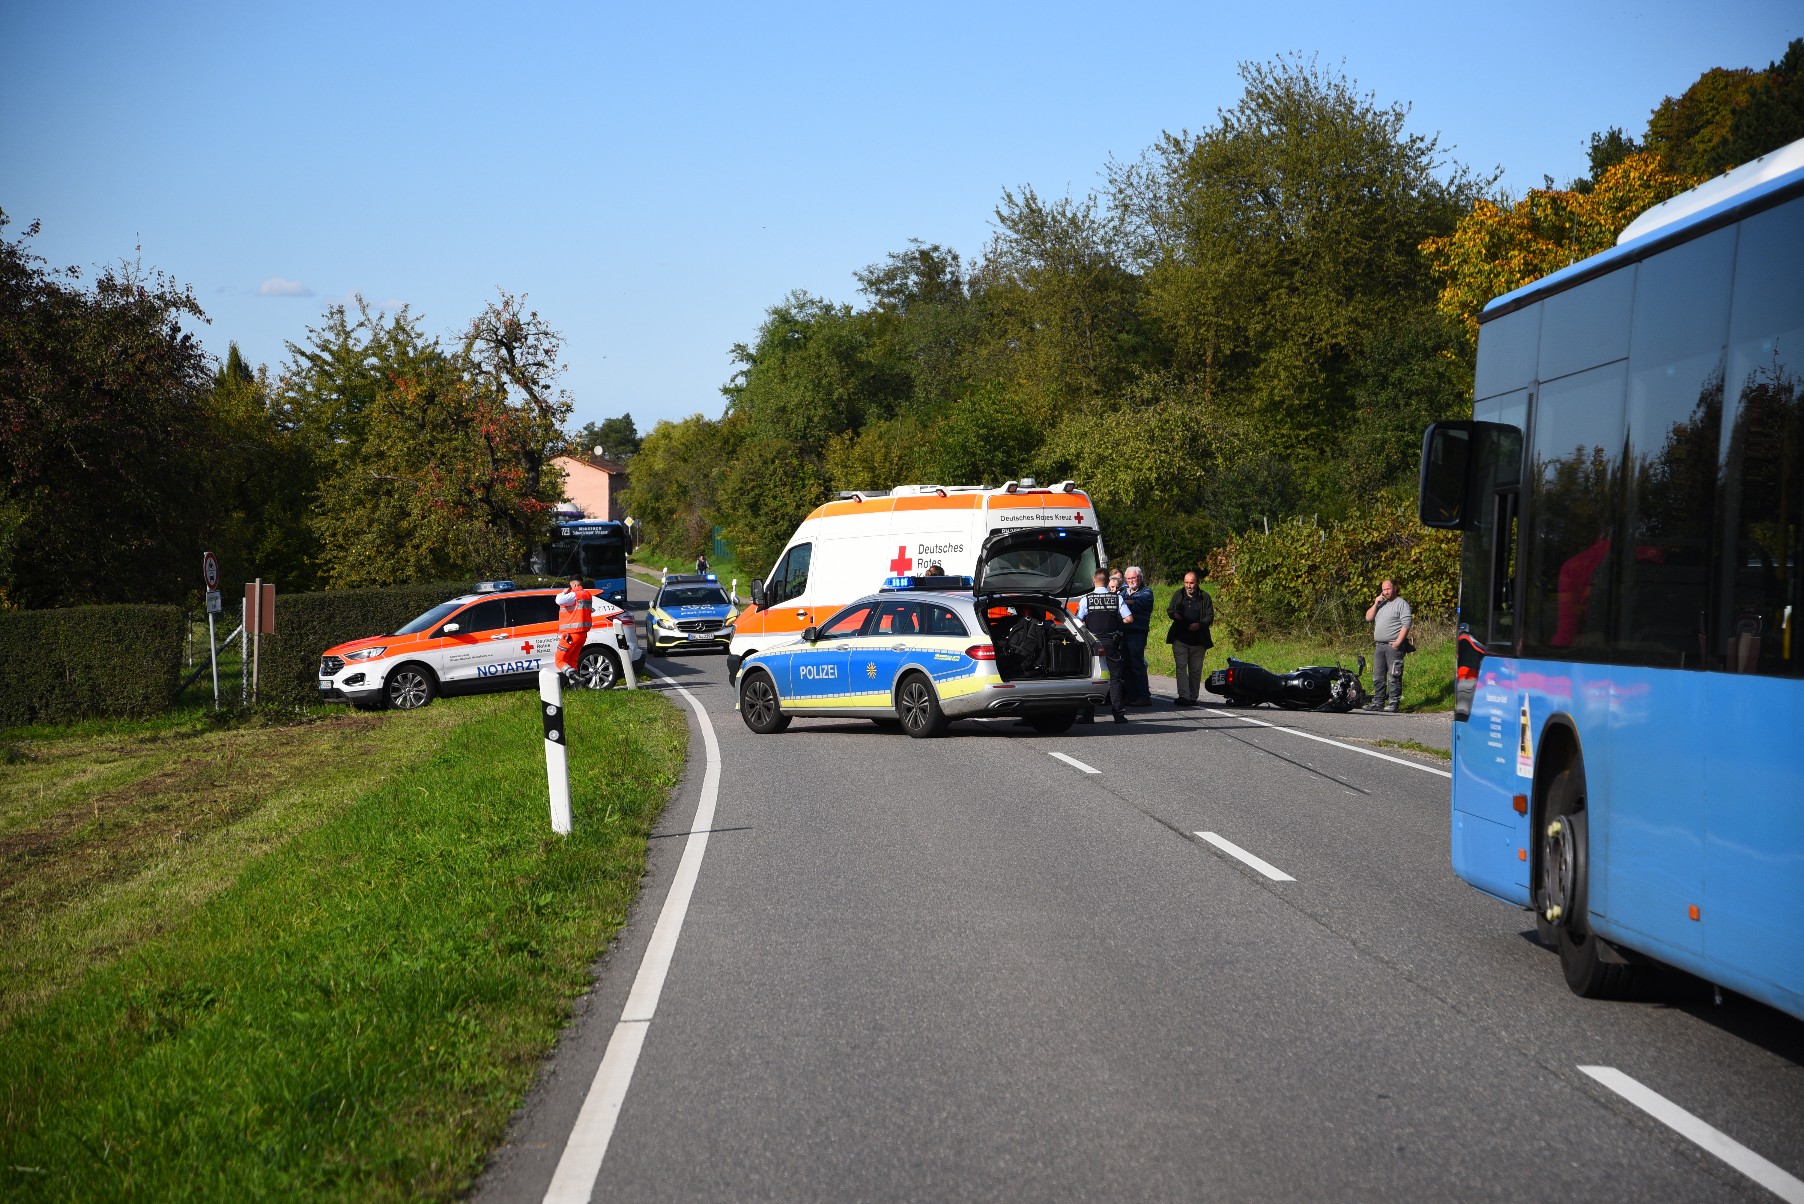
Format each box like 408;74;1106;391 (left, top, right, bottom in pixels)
396;600;464;635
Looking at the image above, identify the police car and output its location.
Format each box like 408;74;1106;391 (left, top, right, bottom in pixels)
734;528;1107;737
317;585;642;710
646;573;736;655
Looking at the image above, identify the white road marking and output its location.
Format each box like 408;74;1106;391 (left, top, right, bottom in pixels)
1195;831;1296;882
1203;708;1453;779
1048;750;1101;775
1578;1066;1804;1202
543;664;721;1204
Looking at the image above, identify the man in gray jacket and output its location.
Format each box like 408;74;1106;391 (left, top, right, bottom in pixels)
1364;578;1412;712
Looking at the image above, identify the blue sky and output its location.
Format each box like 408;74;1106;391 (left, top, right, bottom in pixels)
4;1;1798;433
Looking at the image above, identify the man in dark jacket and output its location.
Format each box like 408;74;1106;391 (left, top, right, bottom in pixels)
1120;566;1155;706
1165;571;1214;706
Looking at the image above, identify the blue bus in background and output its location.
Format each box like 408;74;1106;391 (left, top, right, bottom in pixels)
542;519;632;607
1419;138;1804;1021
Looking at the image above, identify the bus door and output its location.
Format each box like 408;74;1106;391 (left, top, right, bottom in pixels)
1422;414;1527;895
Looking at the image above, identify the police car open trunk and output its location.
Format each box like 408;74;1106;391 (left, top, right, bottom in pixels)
972;527;1099;682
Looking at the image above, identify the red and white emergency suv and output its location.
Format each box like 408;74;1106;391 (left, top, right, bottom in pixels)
317;586;641;710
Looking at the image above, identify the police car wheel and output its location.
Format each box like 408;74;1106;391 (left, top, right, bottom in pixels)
577;646;621;690
896;674;947;739
385;664;436;711
739;670;790;733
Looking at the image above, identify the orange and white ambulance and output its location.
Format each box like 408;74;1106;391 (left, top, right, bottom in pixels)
726;480;1104;677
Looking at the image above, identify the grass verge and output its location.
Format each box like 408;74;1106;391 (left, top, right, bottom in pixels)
0;688;686;1200
1140;584;1456;712
1369;738;1453;761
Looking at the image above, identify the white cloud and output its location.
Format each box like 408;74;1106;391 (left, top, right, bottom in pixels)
258;276;313;297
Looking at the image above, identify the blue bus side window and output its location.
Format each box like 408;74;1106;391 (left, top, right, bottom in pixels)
1616;226;1734;670
1540;268;1635;382
1523;363;1628;659
1721;199;1804;677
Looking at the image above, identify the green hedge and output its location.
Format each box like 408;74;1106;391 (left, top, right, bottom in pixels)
258;581;479;709
1203;503;1459;644
0;605;185;726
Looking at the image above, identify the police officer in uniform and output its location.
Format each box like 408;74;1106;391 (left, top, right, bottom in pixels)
1076;567;1133;724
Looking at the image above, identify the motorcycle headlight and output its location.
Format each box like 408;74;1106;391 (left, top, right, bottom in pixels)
342;646;387;661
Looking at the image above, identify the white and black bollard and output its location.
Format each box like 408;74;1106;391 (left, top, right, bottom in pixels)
539;668;572;835
615;625;638;690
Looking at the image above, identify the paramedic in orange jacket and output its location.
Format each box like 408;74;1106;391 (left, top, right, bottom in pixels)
555;578;597;684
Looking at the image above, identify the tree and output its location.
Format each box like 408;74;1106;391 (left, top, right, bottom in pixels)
622;414;736;557
463;291;575;546
1114;55;1488;458
570;414;641;461
0;212;216;607
199;344;321;592
1422;152;1700;337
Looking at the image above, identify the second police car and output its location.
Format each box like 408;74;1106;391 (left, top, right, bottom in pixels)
316;584;642;710
646;573;737;655
734;528;1108;738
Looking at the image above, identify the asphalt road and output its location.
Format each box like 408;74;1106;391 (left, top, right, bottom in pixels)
476;580;1804;1202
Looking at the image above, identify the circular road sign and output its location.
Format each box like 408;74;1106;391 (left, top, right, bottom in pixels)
203;551;219;590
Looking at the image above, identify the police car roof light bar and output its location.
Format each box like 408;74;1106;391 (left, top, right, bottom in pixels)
881;574;975;592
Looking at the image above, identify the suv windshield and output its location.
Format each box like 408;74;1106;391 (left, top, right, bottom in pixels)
660;586;729;606
396;600;463;635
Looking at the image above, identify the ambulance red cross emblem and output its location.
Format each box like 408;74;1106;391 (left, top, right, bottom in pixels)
889;545;913;575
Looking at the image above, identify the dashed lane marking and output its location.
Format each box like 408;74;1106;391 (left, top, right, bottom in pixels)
542;664;722;1203
1048;750;1101;775
1196;831;1296;882
1202;709;1453;779
1578;1066;1804;1203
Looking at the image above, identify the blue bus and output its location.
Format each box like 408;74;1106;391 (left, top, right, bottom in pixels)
1419;139;1804;1020
541;519;632;607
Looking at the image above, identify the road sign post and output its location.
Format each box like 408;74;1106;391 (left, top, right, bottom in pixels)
202;553;221;711
538;668;573;834
244;580;275;704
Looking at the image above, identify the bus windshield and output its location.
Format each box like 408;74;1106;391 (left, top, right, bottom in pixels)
547;533;626;582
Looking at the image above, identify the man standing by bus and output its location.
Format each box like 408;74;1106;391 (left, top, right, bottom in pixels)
1364;578;1412;712
555;577;597;687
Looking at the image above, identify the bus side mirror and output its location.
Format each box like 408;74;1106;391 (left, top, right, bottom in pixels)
1419;422;1476;529
751;579;767;609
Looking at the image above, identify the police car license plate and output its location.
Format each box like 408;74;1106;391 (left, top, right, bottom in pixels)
686;632;711;641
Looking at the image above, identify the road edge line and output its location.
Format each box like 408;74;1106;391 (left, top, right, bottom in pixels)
1202;708;1453;779
542;666;722;1204
1577;1066;1804;1202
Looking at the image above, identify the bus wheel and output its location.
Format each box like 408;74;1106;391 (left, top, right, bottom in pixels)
1539;763;1645;999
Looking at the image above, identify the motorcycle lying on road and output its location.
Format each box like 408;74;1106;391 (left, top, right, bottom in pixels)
1203;655;1368;713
